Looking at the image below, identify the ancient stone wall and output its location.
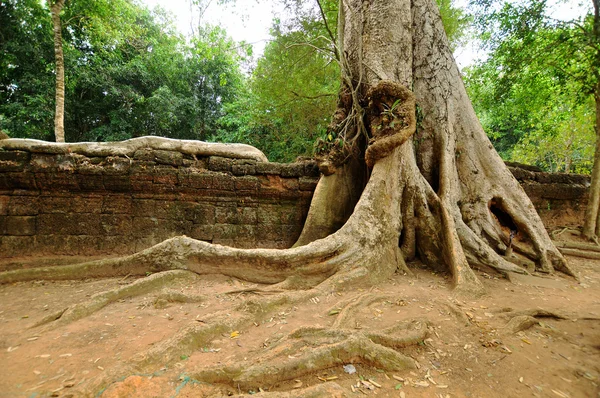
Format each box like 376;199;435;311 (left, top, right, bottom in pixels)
0;145;590;258
508;165;590;230
0;147;319;257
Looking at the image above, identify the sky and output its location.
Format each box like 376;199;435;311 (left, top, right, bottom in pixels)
142;0;591;69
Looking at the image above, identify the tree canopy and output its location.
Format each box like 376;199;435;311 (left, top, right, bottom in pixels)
1;0;246;143
464;0;597;173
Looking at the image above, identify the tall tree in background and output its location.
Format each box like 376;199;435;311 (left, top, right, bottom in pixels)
466;0;599;239
583;0;600;240
48;0;66;142
1;0;246;143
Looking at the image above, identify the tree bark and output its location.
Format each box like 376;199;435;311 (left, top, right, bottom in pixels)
582;0;600;240
295;0;575;291
49;0;66;143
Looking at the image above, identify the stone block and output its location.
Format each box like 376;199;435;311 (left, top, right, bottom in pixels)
238;207;257;224
98;235;135;255
132;199;156;217
256;224;283;242
0;196;8;215
102;157;131;175
38;213;102;235
154;150;183;166
103;175;132;192
190;224;214;242
212;173;235;191
0;236;35;257
39;196;71;214
255;162;283;175
5;172;37;190
35;172;79;191
186;173;214;189
280;163;304;178
72;196;103;213
184;203;215;224
282;178;299;191
234;176;260;191
208;156;232;172
153;166;179;185
101;215;132;236
280;206;303;224
102;195;132;214
299;176;319;191
303;161;320;177
215;204;239;224
132;217;161;237
133;149;155;161
212;224;239;240
8;196;39;216
257;205;281;225
0;150;29;163
30;154;58;171
232;163;256;176
77;173;105;190
5;216;36;235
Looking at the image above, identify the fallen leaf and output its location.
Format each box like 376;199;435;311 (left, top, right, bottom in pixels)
230;331;240;339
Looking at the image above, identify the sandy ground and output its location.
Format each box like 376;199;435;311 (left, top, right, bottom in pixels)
0;248;598;398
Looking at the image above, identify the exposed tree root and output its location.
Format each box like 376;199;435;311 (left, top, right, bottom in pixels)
236;382;347;398
504;315;540;333
0;135;268;162
501;308;567;320
558;248;600;260
554;241;600;252
153;288;207;309
551;227;582;240
191;319;426;391
32;270;199;330
330;292;391;328
501;308;567;333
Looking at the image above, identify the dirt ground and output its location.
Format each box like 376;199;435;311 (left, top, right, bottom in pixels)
0;238;598;398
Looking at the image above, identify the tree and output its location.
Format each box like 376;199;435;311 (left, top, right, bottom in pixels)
214;0;471;162
1;0;246;143
582;0;600;240
0;0;576;393
467;0;599;240
464;25;595;173
48;0;66;142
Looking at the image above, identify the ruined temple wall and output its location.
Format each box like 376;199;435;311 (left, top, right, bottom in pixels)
508;166;590;230
0;148;319;257
0;146;591;258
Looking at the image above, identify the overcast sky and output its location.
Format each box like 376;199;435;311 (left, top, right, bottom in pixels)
141;0;591;69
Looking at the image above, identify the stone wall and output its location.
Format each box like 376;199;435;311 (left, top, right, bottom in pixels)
508;165;590;230
0;147;319;257
0;145;591;258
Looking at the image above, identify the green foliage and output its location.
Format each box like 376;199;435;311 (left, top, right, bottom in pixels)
213;0;470;162
211;0;339;162
0;0;246;143
465;0;597;173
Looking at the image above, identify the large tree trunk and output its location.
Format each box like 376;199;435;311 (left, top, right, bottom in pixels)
584;87;600;240
49;0;66;143
294;0;574;291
